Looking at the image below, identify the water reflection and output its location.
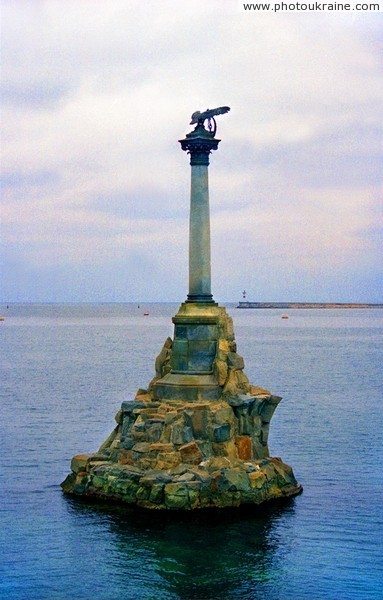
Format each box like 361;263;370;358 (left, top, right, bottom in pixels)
66;498;297;599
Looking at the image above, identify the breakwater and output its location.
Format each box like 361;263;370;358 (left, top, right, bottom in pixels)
237;302;383;309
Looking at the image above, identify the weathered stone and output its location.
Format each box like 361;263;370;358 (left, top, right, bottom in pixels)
136;485;150;502
271;458;295;483
114;409;122;424
120;414;132;436
227;352;245;370
249;471;267;489
250;414;263;431
224;468;250;493
213;359;228;385
196;440;213;459
149;483;164;504
243;461;258;472
235;370;251;390
130;431;146;443
120;436;135;450
87;459;110;469
149;443;174;453
155;451;180;470
154;337;173;378
222;369;239;396
135;387;148;396
118;450;133;465
225;313;235;340
135;393;152;402
253;438;268;459
145;422;164;443
92;475;106;489
204;457;231;471
63;447;301;508
164;410;178;425
235;436;252;460
164;482;189;509
194;324;217;340
211;439;237;457
235;408;253;435
217;338;230;353
213;405;233;425
171;464;189;476
118;466;144;482
228;394;255;408
262;461;279;480
61;473;76;493
189;340;217;369
175;472;196;482
258;395;282;423
191;467;211;483
132;442;151;455
159;428;171;444
110;478;134;496
179;441;203;465
70;454;90;474
137;457;157;470
121;400;159;413
170;422;193;445
140;470;172;485
260;423;270;446
73;473;88;494
186;481;201;508
213;424;231;442
250;385;269;394
184;405;209;437
131;416;146;431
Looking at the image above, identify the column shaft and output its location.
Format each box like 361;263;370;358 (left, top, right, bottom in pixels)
188;164;213;302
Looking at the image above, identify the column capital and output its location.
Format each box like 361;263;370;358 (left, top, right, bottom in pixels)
179;122;220;166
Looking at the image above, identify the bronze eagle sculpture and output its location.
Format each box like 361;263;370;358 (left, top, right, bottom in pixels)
190;106;231;125
189;106;230;137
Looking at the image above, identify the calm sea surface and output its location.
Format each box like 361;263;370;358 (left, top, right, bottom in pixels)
1;303;382;600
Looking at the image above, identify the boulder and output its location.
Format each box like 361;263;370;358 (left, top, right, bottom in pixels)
70;454;91;474
235;435;252;460
179;441;203;465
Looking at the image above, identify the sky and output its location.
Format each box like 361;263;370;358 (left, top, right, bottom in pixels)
1;0;382;303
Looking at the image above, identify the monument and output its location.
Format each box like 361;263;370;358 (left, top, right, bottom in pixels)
61;108;302;510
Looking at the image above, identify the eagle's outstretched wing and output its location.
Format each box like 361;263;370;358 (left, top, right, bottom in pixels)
207;106;231;118
190;106;230;124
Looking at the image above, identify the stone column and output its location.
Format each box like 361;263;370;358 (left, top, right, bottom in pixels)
179;122;220;303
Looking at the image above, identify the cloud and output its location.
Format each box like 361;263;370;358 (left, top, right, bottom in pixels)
1;1;382;302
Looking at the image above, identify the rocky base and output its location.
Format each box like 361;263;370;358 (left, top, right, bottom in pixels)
61;303;302;510
62;454;301;511
61;394;302;510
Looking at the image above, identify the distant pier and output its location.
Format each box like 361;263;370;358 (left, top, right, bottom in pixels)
237;302;383;309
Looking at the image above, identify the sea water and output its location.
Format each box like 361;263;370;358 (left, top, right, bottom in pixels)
1;303;382;600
